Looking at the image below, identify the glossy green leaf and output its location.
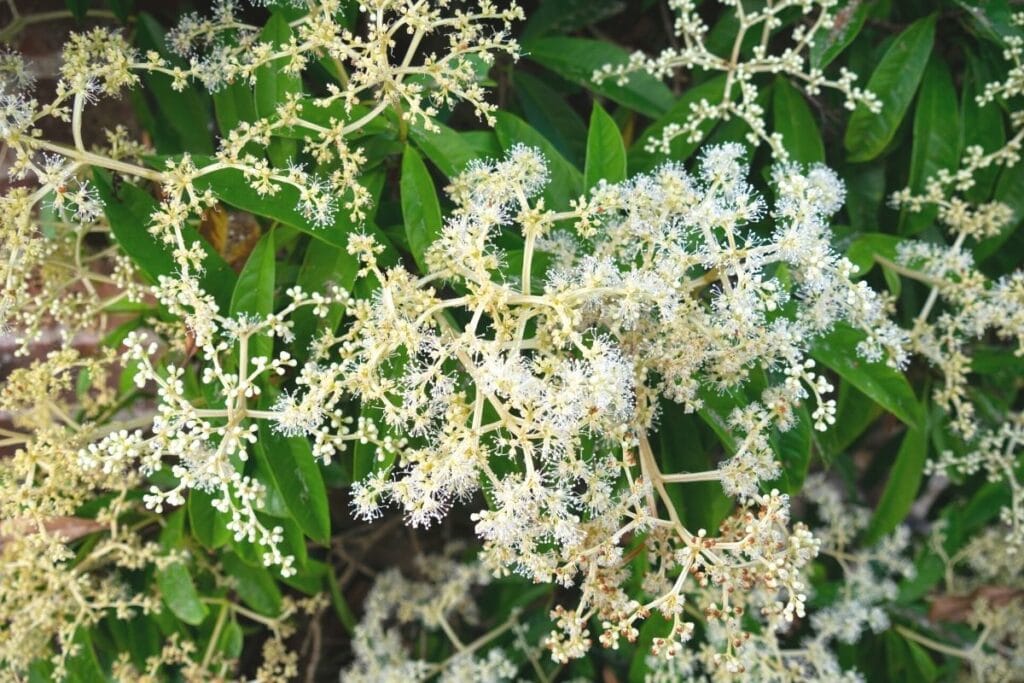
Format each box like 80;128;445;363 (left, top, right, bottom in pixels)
187;162;394;259
819;380;883;458
811;324;924;428
410;119;481;178
657;406;732;532
976;157;1024;261
188;489;231;549
810;0;872;69
253;423;331;544
65;0;89;20
524;37;674;118
156;562;208;625
772;77;825;164
229;230;275;362
65;629;105;683
865;419;929;542
219;617;245;660
953;0;1024;46
845;232;904;277
584;103;627;191
291;241;357;356
515;71;587;167
843;162;887;232
255;13;302;167
222;552;283;616
213;80;257;142
401;145;443;272
961;54;1006;204
902;56;960;235
844;15;936;162
522;0;625;40
770;403;814;493
494;112;583;209
156;511;208;626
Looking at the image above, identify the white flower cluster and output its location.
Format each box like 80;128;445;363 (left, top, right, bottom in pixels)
343;546;522;682
642;473;915;682
594;0;880;158
928;414;1024;551
886;12;1024;441
256;143;911;669
77;286;377;576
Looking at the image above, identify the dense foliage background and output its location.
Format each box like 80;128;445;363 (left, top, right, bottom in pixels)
2;0;1023;681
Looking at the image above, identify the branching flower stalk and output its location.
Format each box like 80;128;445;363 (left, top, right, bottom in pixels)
277;143;913;671
594;0;880;159
1;0;523;343
0;349;316;679
887;16;1024;441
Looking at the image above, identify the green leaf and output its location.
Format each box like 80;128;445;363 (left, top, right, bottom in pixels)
514;71;587;168
494;112;583;209
222;552;283;616
255;13;302;167
657;406;732;532
65;0;89;21
865;419;929;542
521;0;625;40
65;628;105;683
186;162;394;259
213;80;257;140
961;53;1006;204
156;511;209;626
409;119;481;178
845;232;904;277
218;618;245;660
291;241;357;356
770;403;814;493
811;324;924;428
772;77;825;165
902;56;960;235
953;0;1024;46
106;0;134;22
844;15;936;162
819;380;883;458
253;423;331;544
843;162;887;231
188;489;231;549
400;145;443;272
584;103;627;191
629;76;727;173
524;37;674;118
810;0;872;69
93;171;236;309
156;562;208;625
976;156;1024;261
229;230;275;362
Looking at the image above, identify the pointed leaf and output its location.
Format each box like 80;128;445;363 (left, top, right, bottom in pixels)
401;145;443;272
865;419;929;543
772;77;825;165
811;324;924;428
844;15;936;162
253;423;331;544
584;103;627;191
229;230;275;361
524;37;674;118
